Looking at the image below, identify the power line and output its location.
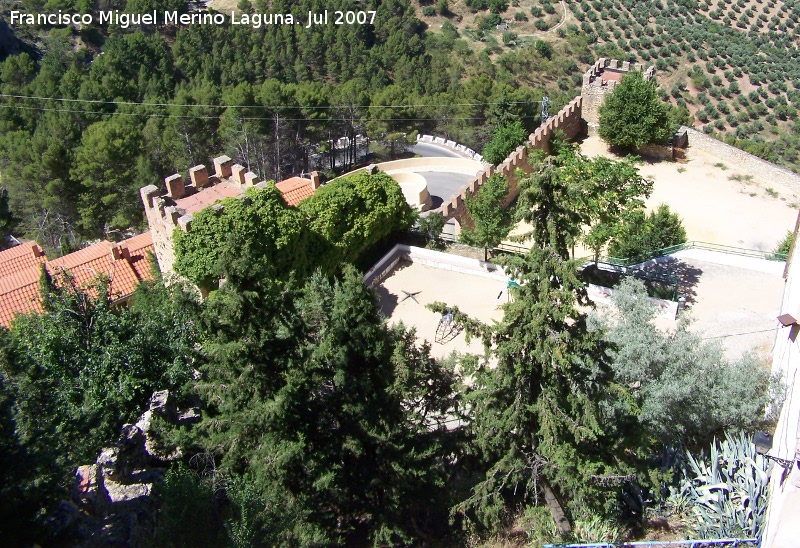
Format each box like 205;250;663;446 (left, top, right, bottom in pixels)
0;92;546;110
0;103;544;122
702;326;777;340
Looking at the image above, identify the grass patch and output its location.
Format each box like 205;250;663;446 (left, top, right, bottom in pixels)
714;162;729;170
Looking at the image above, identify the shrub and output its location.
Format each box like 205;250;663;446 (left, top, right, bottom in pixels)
482;120;527;165
488;0;508;13
502;30;517;45
534;39;553;58
774;230;794;256
679;433;771;541
608;204;687;259
422;5;436;16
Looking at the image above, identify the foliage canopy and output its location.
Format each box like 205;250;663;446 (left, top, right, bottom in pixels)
174;172;413;290
598;71;674;150
460;173;512;260
482;121;528;165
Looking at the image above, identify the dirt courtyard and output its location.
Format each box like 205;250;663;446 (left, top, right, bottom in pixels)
641;252;784;361
579;134;799;250
376;251;784;363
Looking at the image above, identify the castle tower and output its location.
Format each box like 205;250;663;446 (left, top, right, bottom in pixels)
139;156;263;277
581;58;656;125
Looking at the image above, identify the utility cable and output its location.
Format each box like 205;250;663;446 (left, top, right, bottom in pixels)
0;103;545;122
0;92;547;110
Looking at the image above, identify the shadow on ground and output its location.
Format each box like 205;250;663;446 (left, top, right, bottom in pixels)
640;259;704;305
372;260;413;318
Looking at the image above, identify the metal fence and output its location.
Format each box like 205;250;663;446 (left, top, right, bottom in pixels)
600;241;787;267
409;231;784;302
543;539;757;548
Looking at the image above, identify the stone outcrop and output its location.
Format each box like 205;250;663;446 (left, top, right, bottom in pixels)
60;390;199;546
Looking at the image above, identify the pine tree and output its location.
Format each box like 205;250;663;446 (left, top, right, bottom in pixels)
458;246;627;526
460;174;513;261
185;267;461;544
459;148;644;527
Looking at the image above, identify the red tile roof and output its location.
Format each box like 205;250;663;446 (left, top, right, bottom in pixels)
174;180;243;214
275;177;317;206
0;265;45;326
0;241;47;278
600;69;624;83
0;232;155;328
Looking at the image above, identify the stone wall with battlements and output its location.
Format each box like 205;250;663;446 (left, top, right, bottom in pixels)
439;96;585;228
140;155;263;276
581;58;656;125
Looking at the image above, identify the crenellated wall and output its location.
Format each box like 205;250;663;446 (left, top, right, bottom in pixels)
439;96;585;229
581;58;655;124
140;156;263;277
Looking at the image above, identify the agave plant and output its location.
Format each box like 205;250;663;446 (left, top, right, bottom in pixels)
679;432;771;541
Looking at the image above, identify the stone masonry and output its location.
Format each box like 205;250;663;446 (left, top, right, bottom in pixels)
581;58;656;125
140;156;265;277
440;96;585;230
440;59;660;230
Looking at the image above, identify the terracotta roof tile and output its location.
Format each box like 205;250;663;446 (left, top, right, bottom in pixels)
121;232;155;283
600;69;624;83
174;180;243;214
275;177;316;206
122;232;153;254
0;232;156;327
0;242;47;278
0;265;45;327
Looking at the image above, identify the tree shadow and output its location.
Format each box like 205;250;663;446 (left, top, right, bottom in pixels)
640;259;704;305
371;260;412;318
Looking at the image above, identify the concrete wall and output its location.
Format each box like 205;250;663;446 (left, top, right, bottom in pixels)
586;282;678;320
440;96;585;229
389;172;433;211
684;127;800;194
763;211;800;548
363;244;508;288
416;135;485;162
373;157;485;176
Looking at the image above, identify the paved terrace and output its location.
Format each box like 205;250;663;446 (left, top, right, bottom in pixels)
370;246;786;364
642;249;786;360
367;246;507;359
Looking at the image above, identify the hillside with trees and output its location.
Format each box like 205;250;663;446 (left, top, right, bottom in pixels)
3;0;799;253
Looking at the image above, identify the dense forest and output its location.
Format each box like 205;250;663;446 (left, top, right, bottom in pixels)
0;0;790;545
3;0;800;253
